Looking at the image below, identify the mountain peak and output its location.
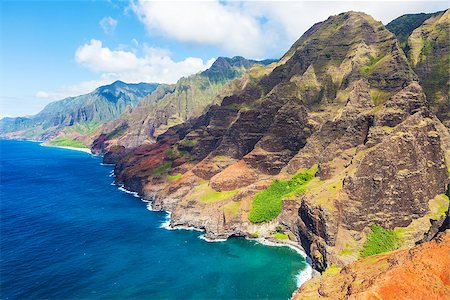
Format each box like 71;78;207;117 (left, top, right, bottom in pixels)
270;9;416;99
202;56;275;83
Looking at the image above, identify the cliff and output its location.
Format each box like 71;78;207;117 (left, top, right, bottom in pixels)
91;56;275;161
388;10;449;126
293;231;450;299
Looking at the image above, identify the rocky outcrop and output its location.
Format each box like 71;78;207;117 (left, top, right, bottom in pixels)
343;111;448;231
293;231;450;299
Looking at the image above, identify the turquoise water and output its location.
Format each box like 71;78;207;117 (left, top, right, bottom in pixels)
0;140;307;299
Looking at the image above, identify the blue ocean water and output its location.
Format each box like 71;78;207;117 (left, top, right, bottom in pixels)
0;140;307;299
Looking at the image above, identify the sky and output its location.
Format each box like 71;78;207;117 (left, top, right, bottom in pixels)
0;0;448;118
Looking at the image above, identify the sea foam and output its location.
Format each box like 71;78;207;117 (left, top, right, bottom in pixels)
117;186;140;198
295;263;313;288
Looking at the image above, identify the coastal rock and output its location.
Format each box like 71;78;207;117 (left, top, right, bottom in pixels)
292;231;450;300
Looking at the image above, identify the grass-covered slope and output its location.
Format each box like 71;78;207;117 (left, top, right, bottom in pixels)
386;11;441;50
248;167;315;223
406;9;449;126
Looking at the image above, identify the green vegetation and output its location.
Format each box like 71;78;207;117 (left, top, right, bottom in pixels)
179;139;198;147
322;264;342;276
167;173;182;181
360;224;400;258
222;201;241;216
65;121;102;135
360;55;385;74
430;194;449;221
338;242;358;256
165;148;188;159
152;161;173;176
249;231;260;238
192;184;239;203
248;167;316;223
106;125;128;140
49;136;87;148
273;232;289;240
386;12;437;50
200;188;238;203
370;88;392;106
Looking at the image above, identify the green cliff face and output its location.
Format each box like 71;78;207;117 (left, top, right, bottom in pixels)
387;9;449;126
407;10;449;126
0;81;159;141
386;11;441;50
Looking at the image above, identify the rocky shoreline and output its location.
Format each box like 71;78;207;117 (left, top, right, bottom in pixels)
114;180;316;289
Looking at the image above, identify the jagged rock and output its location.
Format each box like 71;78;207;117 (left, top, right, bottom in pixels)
92;57;272;161
343;111;448;230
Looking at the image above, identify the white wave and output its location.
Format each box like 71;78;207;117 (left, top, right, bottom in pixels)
198;235;227;242
158;212;203;232
253;238;307;258
159;212;172;229
296;263;313;288
101;163;115;167
252;237;313;287
143;200;157;212
108;170;115;177
117;186;140;198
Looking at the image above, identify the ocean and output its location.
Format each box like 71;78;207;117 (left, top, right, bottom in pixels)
0;140;308;299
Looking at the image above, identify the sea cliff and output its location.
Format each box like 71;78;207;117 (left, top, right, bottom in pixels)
91;11;450;298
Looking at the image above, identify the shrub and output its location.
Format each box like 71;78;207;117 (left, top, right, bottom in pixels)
179;139;198;147
152;161;172;176
360;224;400;258
248;167;316;223
273;232;289;240
323;264;342;276
167;173;182;181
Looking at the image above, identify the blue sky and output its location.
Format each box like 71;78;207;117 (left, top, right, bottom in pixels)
0;0;448;118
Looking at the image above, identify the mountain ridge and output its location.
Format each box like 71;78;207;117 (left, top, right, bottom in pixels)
91;56;275;160
0;81;160;142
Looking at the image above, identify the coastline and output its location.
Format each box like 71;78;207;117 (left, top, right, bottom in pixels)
115;181;314;288
40;143;92;154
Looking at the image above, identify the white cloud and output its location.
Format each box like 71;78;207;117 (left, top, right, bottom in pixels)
35;1;448;101
132;0;448;59
131;0;266;57
37;39;215;100
75;39;141;72
99;16;118;35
